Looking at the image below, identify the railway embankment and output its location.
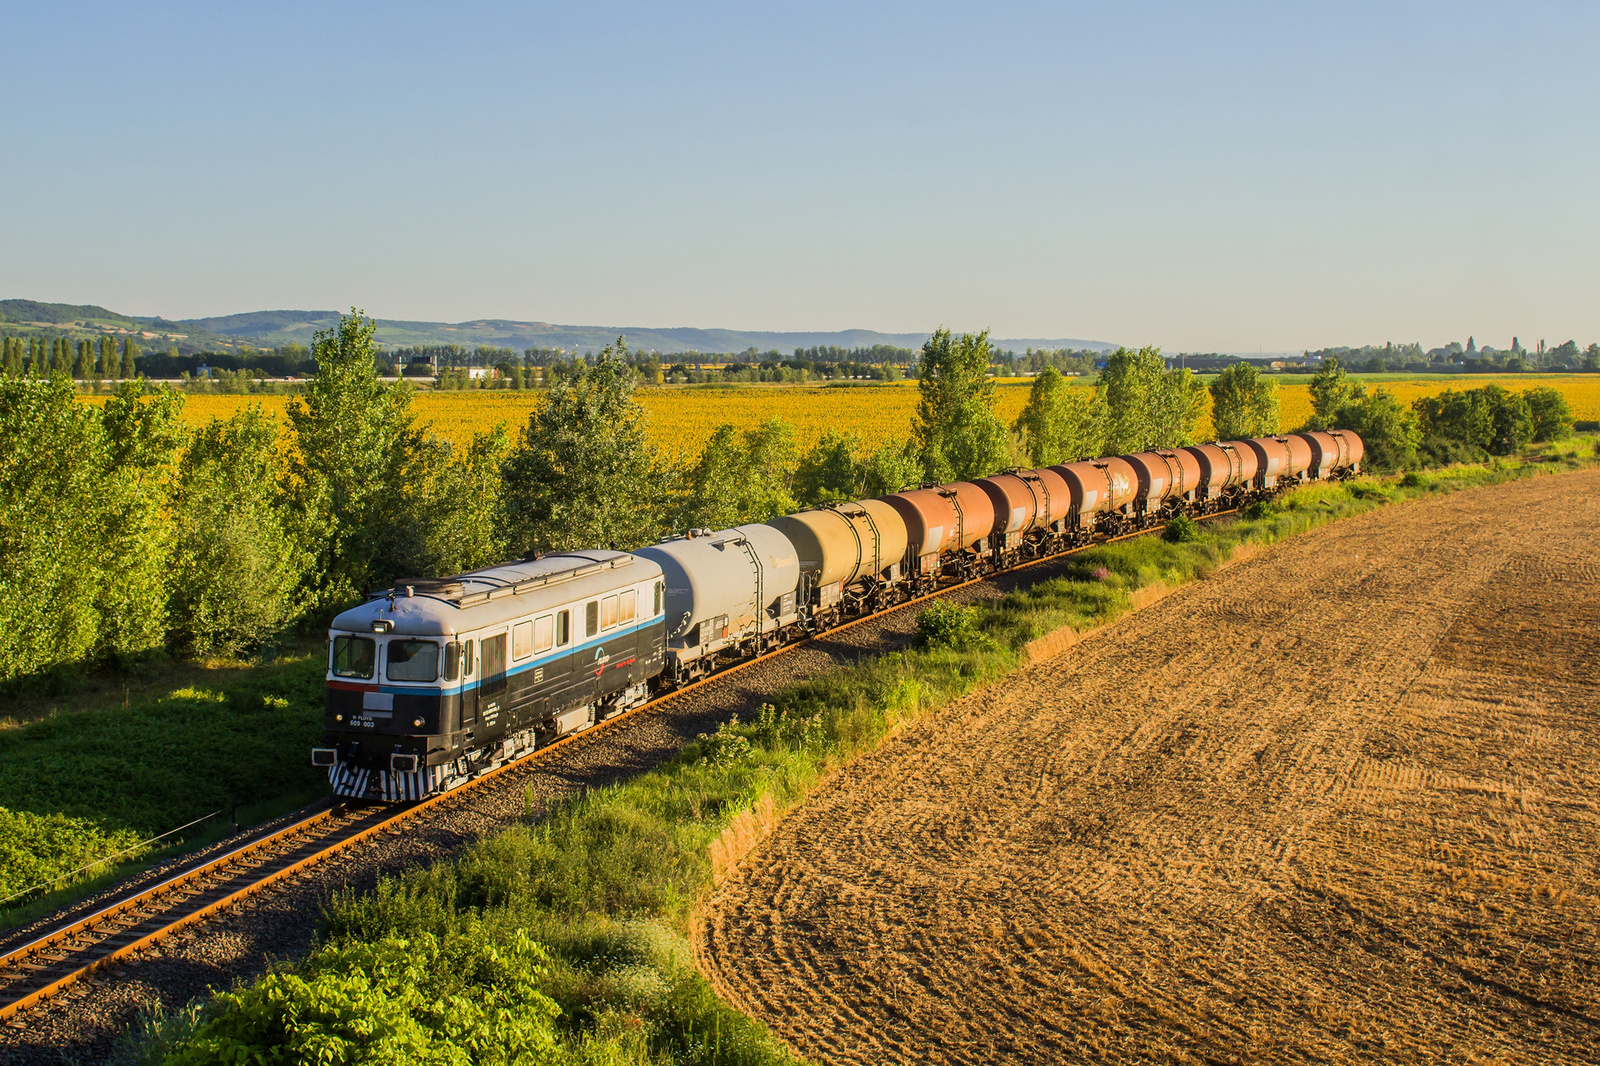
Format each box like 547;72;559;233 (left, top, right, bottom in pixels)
99;447;1598;1065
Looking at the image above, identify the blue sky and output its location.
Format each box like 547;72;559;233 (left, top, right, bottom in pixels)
2;1;1596;351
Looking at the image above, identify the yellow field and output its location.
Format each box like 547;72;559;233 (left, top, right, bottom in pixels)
80;375;1600;456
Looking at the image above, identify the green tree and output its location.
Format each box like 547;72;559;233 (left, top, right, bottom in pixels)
286;309;418;607
374;425;511;580
1099;346;1205;453
1013;366;1104;466
1333;389;1419;471
96;381;187;661
169;408;309;656
0;377;111;680
860;439;922;497
1207;362;1281;440
914;327;1009;481
794;429;864;505
1524;386;1573;442
1414;385;1534;457
683;419;799;528
500;337;666;553
121;338;139;379
74;341;91;381
1307;357;1364;429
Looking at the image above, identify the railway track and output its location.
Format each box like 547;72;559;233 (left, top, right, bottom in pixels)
0;509;1233;1027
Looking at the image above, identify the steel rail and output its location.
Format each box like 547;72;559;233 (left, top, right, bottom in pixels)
0;505;1236;1025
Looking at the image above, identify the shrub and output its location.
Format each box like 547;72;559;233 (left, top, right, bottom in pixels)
1162;514;1200;543
164;927;567;1066
913;599;995;651
1242;499;1278;520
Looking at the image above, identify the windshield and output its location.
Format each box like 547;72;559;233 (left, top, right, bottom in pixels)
331;635;376;679
386;639;440;682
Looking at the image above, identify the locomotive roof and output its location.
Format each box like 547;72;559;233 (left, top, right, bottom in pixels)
330;550;662;637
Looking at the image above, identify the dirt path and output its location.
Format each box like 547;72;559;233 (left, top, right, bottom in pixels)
697;469;1600;1065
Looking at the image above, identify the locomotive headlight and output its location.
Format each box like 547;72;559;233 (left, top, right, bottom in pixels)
335;714;343;722
412;717;425;727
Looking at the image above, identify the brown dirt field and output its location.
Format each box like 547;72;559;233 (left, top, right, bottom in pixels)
697;469;1600;1065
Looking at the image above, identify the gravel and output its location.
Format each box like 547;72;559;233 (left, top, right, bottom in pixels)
0;552;1083;1065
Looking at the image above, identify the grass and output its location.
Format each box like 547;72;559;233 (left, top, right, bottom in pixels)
130;442;1598;1065
0;650;327;925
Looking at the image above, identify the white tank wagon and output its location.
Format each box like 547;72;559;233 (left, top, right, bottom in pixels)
635;524;802;683
315;551;665;801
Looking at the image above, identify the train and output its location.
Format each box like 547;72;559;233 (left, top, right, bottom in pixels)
313;430;1364;801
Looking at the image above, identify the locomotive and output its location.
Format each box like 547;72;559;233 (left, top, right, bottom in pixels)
313;430;1363;801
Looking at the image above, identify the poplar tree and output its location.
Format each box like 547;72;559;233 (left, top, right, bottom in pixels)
1207;362;1281;440
1099;346;1206;453
121;338;139;379
1013;366;1105;465
286;308;420;606
913;327;1009;482
75;341;92;380
500;336;667;553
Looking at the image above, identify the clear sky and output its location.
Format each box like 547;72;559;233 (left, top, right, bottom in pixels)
3;1;1596;351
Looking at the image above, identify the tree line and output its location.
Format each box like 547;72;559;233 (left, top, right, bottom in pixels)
0;312;1577;687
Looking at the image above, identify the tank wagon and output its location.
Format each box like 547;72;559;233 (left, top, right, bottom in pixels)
319;430;1363;800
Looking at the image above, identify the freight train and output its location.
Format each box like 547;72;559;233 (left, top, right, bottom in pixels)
313;430;1363;801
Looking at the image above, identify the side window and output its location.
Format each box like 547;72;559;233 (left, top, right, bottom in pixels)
585;600;599;638
444;641;459;681
601;595;618;630
533;615;554;653
620;590;636;624
654;581;663;615
512;621;533;660
556;610;569;646
463;639;474;676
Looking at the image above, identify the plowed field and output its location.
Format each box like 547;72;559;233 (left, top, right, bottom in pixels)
697;469;1600;1065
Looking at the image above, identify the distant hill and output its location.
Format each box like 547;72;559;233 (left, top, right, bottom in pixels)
2;300;1118;356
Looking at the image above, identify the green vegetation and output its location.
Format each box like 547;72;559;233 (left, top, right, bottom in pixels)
138;444;1596;1065
1207;361;1280;439
1012;366;1103;465
913;327;1011;481
1099;345;1207;453
0;653;325;919
500;338;668;554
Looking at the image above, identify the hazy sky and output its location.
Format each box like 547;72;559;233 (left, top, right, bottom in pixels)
3;1;1596;351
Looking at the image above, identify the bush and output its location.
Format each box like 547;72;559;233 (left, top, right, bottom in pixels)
913;599;995;651
164;927;568;1066
1526;386;1574;442
1162;514;1200;543
1242;499;1278;520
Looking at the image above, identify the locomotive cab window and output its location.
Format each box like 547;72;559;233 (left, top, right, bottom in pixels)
331;635;376;679
586;601;599;638
654;581;663;616
533;615;554;653
386;640;439;682
601;595;618;630
512;621;533;661
443;641;460;681
556;610;569;646
620;590;636;624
